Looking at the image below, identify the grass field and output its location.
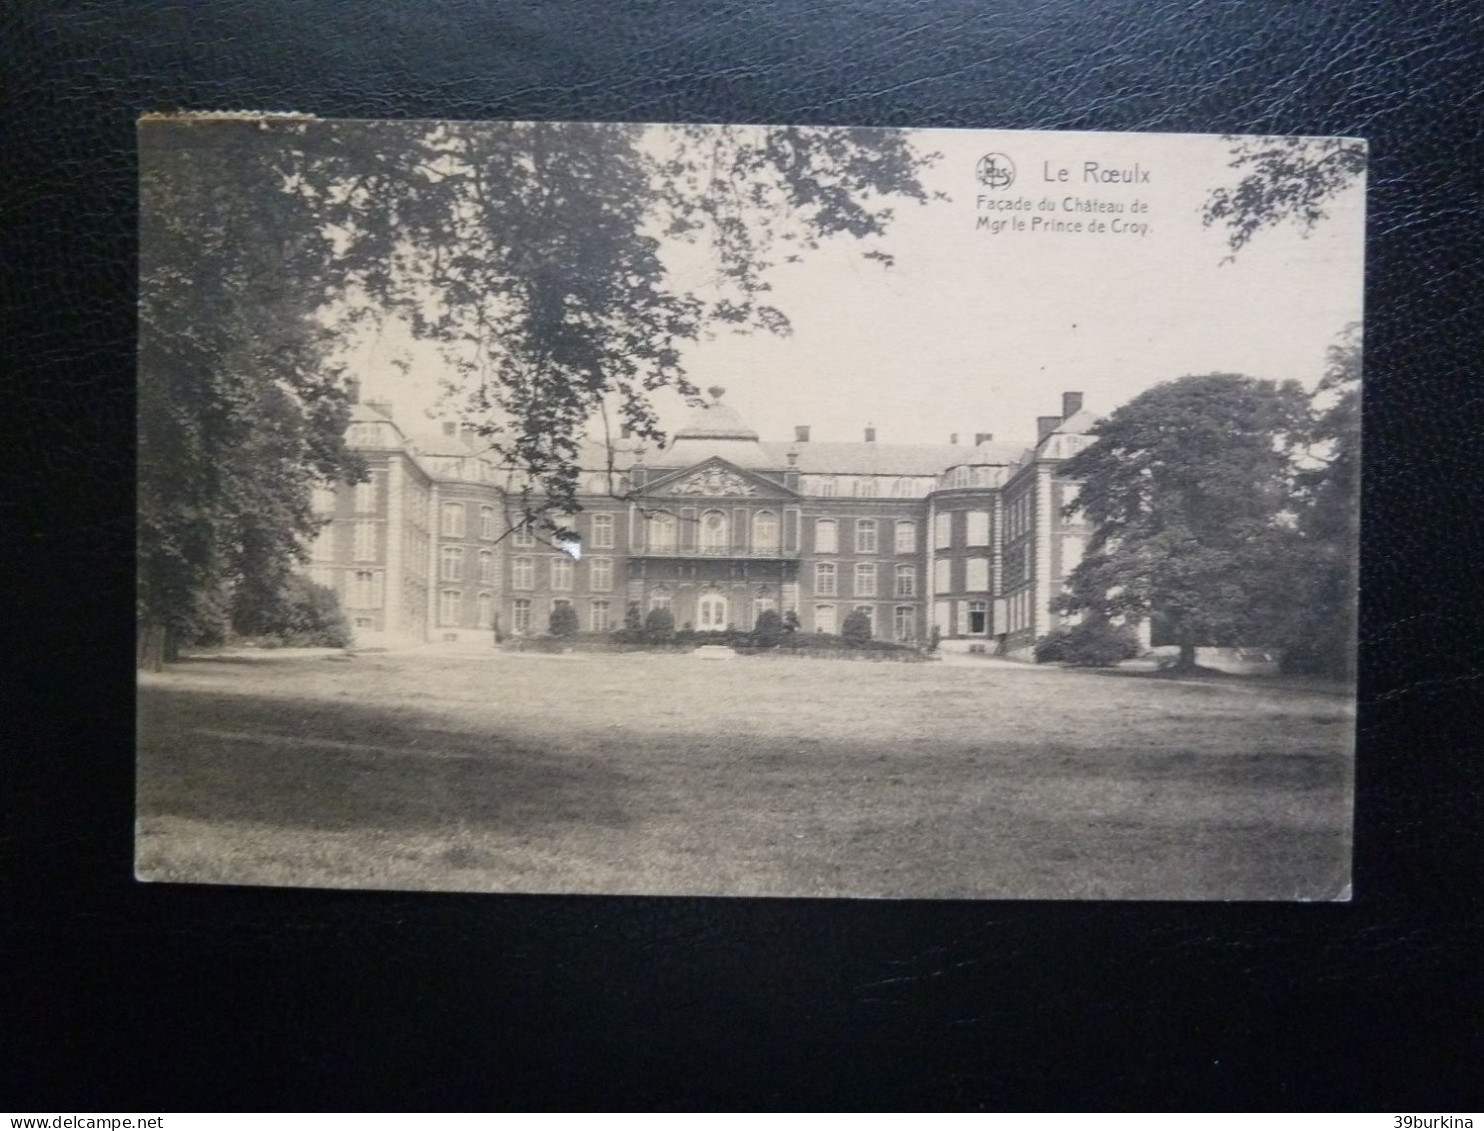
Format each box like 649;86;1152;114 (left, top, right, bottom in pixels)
136;649;1354;900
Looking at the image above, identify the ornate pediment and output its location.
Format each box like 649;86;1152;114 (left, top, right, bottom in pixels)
667;465;759;497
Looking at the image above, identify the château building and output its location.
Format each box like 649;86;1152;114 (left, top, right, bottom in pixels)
307;386;1105;657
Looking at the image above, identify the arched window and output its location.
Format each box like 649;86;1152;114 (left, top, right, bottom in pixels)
649;584;672;611
697;590;728;631
752;510;779;553
700;509;729;552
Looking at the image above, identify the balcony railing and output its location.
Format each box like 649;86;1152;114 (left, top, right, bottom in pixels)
631;543;799;559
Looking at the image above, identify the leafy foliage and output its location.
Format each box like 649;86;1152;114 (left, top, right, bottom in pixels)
1035;621;1140;667
841;609;873;643
548;602;580;637
1203;136;1366;256
643;607;676;643
623;601;643;631
1057;373;1312;671
239;576;352;648
752;608;784;648
138;122;366;667
1281;323;1361;677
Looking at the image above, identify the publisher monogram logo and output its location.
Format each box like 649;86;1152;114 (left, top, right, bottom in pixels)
975;152;1016;190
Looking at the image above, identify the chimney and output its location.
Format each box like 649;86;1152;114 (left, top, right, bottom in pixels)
346;377;361;404
1037;415;1062;441
795;425;810;443
459;424;476;443
950;433;959;445
442;421;457;437
1062;391;1084;419
865;425;876;442
366;398;393;421
974;432;993;446
620;424;633;440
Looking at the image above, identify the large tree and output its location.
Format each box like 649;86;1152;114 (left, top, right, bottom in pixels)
1280;323;1361;677
138;122;366;669
1057;373;1312;672
138;118;934;665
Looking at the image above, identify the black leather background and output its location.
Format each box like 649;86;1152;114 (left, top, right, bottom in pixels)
4;0;1482;1111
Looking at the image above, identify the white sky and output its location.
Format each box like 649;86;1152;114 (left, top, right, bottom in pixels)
344;126;1365;446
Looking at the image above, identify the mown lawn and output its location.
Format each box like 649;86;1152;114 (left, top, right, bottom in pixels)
136;649;1354;900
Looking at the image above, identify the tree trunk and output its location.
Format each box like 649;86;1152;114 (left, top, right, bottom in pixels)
138;620;167;672
1175;634;1198;673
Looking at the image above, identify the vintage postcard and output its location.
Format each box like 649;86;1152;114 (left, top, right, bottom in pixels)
137;119;1363;899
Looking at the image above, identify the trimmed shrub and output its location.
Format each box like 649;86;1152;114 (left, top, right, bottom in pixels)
752;609;784;648
841;610;872;645
644;606;676;644
1047;620;1140;667
238;577;352;648
1033;628;1070;663
782;609;801;635
548;602;579;637
623;601;643;631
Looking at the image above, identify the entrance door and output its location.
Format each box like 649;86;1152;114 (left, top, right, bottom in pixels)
698;592;728;631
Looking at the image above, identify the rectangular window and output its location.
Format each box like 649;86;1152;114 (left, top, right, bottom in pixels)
966;558;990;591
312;485;337;515
895;565;917;598
854;562;877;597
480;506;497;540
590;600;611;633
550;556;574;591
511;598;532;634
512;557;534;590
590;513;615;549
441;501;465;538
354;521;377;562
934;558;952;594
478;550;495;584
440;545;463;581
476;592;494;629
814;519;838;554
934;512;952;549
589;558;612;592
815;477;837;497
649;587;672;612
855;519;878;554
439;589;461;627
310;565;335;589
815;562;837;597
967;510;990;546
511;520;535;547
893;606;916;642
968;599;988;635
894;521;916;554
814;604;836;634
